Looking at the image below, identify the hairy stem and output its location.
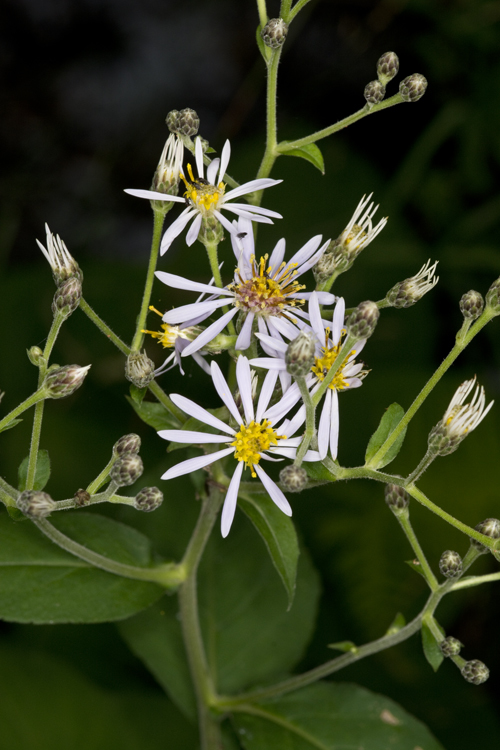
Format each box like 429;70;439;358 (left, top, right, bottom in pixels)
131;209;165;351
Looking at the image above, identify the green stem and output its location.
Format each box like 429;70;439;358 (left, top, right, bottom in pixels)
0;389;46;434
53;492;136;511
79;298;131;355
86;456;117;495
131;209;165;351
254;46;283;191
365;308;496;469
395;510;439;590
311;334;357;406
294;376;316;466
288;0;313;22
148;380;185;425
256;0;268;27
450;571;500;591
34;518;183;588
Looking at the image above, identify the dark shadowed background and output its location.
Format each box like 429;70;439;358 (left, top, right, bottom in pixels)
1;0;500;747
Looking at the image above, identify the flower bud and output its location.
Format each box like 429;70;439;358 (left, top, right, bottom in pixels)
377;51;399;85
134;486;164;512
279;465;308;493
440;636;463;657
44;364;91;399
428;378;493;457
460;290;484;321
177;108;200;137
485;276;500;314
384;484;409;512
74;489;91;507
261;18;288;49
470;518;500;553
439;550;463;578
346;301;379;341
51;276;82;319
110;452;144;487
113;433;141;456
385;260;438;308
27;346;45;367
364;80;385;106
17;489;56;518
399;74;428;102
313;248;340;283
37;225;83;286
461;659;489;685
198;214;225;246
166;110;180;132
285;331;316;377
125;351;155;389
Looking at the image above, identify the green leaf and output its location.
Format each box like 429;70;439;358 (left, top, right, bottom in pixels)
385;611;406;635
0;417;22;434
404;558;428;579
327;640;358;653
126;396;180;431
0;512;164;623
232;682;445;750
238;492;299;608
256;24;270;63
120;516;320;715
303;461;337;482
421;621;445;672
365;403;407;469
129;384;147;404
0;644;197;750
17;449;51;491
279;142;325;174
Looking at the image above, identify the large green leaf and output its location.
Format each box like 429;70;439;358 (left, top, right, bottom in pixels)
279;142;325;174
238;492;299;608
0;512;164;623
365;403;407;469
17;448;51;491
0;644;197;750
232;682;445;749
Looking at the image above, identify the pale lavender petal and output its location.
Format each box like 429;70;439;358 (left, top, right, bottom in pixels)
269;238;286;270
192;351;211;375
195;136;204;178
223;205;274;224
255;331;289;353
211;360;242;424
158;430;231;444
225;202;282;218
124;188;186;202
224;178;282;202
155;271;232;297
294;239;330;276
161;447;234;479
257;369;279;421
282;403;306;437
330;389;340;459
331;297;346;345
267;316;301;341
186;213;203;246
206;158;220;185
278;368;292;394
221;461;244;537
302;450;322;462
284;235;322;270
170;393;236;435
354;339;366;355
308;292;324;341
318;389;332;460
230;216;254;266
161;209;197;255
344;362;364;377
182;307;239;356
235;312;254;350
163;297;230;325
218;140;231;184
236;355;255;422
250;358;285;370
213;208;238;235
254;465;292;516
264;382;302;423
296;292;335;305
346;377;363;389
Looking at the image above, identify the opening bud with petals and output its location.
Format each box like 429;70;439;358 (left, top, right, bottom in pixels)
385;260;438;308
37;224;83;286
428;378;493;456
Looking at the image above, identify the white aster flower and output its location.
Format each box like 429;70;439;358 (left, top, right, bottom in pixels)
386;259;439;308
142;306;210;377
251;292;368;460
159;356;320;537
337;193;388;258
36;224;82;284
125;137;282;255
430;377;494;455
155;217;335;363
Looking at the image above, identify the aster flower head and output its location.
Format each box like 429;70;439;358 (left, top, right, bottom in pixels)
36;224;82;286
386;259;439;308
154;217;335;358
251;292;369;460
159;356;320;537
429;377;494;456
125;137;282;255
142;305;210;377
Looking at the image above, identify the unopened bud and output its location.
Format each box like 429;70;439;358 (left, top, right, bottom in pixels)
364;80;385;106
52;276;82;319
110;453;144;487
377;51;399;85
113;433;141;456
346;301;379;341
177;108;200;137
440;636;463;657
44;364;91;399
74;489;91;507
166;110;180;132
485;276;500;313
17;489;56;518
461;659;489;685
384;484;409;512
125;351;155;389
27;346;44;367
439;550;463;578
198;214;224;246
399;74;428;102
460;290;484;321
261;18;288;49
285;331;316;377
470;518;500;553
279;465;308;493
385;260;438;308
134;486;164;512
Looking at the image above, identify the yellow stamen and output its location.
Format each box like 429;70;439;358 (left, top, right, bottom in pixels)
180;163;225;213
311;328;356;391
231;420;285;478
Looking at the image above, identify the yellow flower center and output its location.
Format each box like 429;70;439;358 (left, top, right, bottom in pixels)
231;420;285;477
142;306;188;349
229;255;305;317
311;329;355;391
180;163;225;213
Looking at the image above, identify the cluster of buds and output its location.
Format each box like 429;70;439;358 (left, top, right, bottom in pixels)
385;260;439;308
363;52;399;108
109;433;163;512
166;108;200;137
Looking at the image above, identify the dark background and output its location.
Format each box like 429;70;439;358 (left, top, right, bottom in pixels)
1;0;500;747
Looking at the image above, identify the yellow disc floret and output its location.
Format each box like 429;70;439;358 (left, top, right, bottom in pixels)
142;306;189;349
229;255;305;317
311;329;356;391
180;163;225;214
231;420;285;477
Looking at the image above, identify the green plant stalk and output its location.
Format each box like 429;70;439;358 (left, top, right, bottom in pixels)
53;492;136;511
178;483;225;750
395;510;439;591
0;388;46;434
293;376;316;466
312;334;357;406
131;208;165;351
86;456;117;495
79;298;131;355
451;571;500;591
288;0;314;22
254;46;282;191
365;307;496;469
257;0;268;27
316;270;341;295
33;517;183;587
147;380;185;425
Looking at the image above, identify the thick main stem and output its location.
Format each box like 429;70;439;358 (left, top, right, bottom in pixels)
131;209;165;351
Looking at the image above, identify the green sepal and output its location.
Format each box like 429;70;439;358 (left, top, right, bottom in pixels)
17;449;51;491
129;383;147;404
385;611;406;635
421;620;445;672
279;141;325;174
0;418;22;435
327;640;358;653
365;403;407;469
126;396;180;431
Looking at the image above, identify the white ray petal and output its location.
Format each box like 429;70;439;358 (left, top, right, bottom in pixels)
155;271;232;296
158;430;231;444
284;235;322;270
195;136;204;177
318;389;332;460
124;188;186;202
206;158;220;185
257;369;279;421
161;447;234;479
224;178;282;202
235;312;254;350
182;307;239;356
330;389;340;459
163;297;230;325
254;465;292;516
169;393;236;435
186;213;203;246
218;140;231;184
221;461;244;537
211;360;242;424
160;209;197;255
236;356;255;423
331;297;346;344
